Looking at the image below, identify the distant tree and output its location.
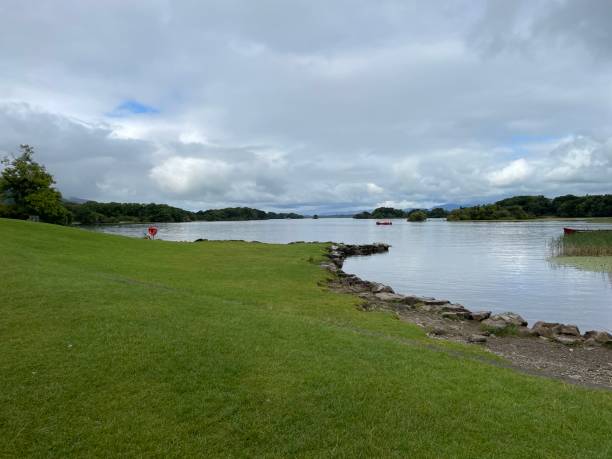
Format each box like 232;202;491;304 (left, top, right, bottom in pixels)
427;207;448;218
408;210;427;222
353;211;372;219
495;195;553;217
371;207;406;219
0;145;71;224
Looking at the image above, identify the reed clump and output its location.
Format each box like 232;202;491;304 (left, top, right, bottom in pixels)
553;231;612;257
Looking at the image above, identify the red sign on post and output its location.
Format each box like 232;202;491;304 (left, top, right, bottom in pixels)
148;226;158;239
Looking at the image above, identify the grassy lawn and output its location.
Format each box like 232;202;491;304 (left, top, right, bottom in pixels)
2;218;612;457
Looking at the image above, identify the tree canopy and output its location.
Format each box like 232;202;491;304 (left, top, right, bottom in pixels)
0;145;71;224
353;207;448;219
65;201;304;224
447;195;612;220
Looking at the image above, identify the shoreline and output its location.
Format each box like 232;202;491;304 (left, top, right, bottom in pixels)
322;243;612;389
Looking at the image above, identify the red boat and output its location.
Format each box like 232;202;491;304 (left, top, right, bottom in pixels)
563;227;578;235
376;220;392;225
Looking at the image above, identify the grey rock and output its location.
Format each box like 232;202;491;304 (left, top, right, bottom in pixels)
531;321;563;338
555;335;583;346
516;327;536;338
583;330;612;345
469;311;491;321
421;298;451;306
371;283;394;294
531;322;581;339
401;295;422;306
468;334;488;343
559;324;580;336
357;292;374;299
441;311;471;321
319;262;338;272
480;319;508;332
374;292;406;302
489;312;527;327
440;303;469;313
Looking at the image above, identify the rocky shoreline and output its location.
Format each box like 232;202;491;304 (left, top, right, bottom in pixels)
322;243;612;389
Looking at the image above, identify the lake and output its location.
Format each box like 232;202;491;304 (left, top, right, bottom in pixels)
86;218;612;332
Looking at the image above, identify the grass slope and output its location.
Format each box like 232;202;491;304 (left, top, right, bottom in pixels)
1;218;612;458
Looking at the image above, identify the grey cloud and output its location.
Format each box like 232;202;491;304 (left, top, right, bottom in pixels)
1;1;611;213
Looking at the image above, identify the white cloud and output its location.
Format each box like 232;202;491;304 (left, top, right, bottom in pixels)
488;159;532;186
366;183;384;194
149;157;232;195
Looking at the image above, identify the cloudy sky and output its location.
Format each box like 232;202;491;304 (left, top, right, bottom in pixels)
1;0;611;214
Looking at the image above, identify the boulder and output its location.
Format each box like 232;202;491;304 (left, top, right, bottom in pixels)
531;322;581;339
319;262;338;272
469;311;491;321
480;318;508;332
555;335;583;346
481;312;527;333
441;311;471;320
559;324;580;336
440;303;469;313
516;327;536;337
401;295;422;306
421;298;451;306
583;330;612;345
489;312;528;327
531;321;563;338
371;283;394;294
374;292;406;302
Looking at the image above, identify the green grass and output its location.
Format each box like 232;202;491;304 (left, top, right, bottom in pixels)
553;231;612;257
2;218;612;458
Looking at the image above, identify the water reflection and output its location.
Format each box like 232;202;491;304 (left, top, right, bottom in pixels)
86;218;612;332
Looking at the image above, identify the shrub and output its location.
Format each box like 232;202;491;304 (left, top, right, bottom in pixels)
408;211;427;222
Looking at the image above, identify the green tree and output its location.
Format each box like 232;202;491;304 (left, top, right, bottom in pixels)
427;207;448;218
0;145;71;224
408;210;427;222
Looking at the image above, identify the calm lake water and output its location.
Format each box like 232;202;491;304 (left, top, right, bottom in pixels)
86;218;612;332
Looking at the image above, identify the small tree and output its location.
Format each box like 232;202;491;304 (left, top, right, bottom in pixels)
0;145;71;224
408;210;427;222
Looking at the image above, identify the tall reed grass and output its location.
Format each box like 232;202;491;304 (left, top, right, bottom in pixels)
552;231;612;257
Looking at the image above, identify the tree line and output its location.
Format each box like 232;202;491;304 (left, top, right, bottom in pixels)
447;195;612;220
353;207;448;220
0;145;303;225
66;201;303;224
